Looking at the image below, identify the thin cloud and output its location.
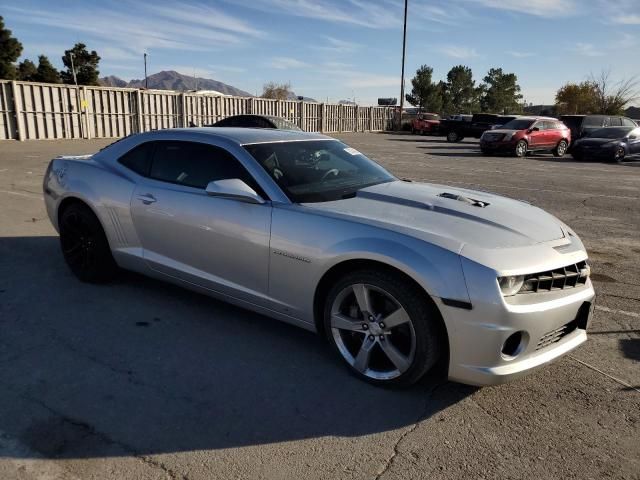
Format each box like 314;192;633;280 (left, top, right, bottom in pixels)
507;50;536;58
467;0;577;17
439;45;480;59
209;65;248;73
268;57;310;69
316;36;362;53
237;0;402;29
3;4;252;55
611;14;640;24
571;42;604;57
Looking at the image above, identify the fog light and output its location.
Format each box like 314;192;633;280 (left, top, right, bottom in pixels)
501;331;526;358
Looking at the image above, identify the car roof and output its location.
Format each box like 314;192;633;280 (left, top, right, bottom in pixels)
156;127;332;145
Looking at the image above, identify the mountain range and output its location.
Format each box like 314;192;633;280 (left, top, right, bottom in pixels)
99;70;253;96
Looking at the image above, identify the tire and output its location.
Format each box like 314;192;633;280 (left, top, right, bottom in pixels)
323;269;443;388
59;203;118;283
446;131;459;143
613;147;626;163
514;139;528;158
553;140;568;157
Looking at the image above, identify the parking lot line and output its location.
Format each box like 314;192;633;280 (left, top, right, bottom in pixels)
595;305;640;319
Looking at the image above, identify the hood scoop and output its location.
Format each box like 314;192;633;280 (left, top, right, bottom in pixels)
438;192;490;208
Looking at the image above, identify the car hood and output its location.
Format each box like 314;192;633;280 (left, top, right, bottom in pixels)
484;129;519;136
303;181;565;251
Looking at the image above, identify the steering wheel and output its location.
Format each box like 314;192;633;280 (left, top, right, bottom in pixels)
321;168;340;181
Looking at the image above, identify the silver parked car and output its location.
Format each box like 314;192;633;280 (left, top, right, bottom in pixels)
43;128;595;387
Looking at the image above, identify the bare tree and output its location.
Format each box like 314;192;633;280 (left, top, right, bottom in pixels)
262;81;293;101
590;70;640;115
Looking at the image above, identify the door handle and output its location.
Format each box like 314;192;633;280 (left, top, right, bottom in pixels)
137;193;157;205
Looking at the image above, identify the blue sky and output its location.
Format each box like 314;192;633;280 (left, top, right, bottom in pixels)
2;0;639;105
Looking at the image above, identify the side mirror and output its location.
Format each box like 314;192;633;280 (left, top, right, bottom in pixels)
629;135;637;140
205;179;265;204
528;127;540;133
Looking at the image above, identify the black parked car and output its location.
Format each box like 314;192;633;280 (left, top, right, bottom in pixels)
571;126;640;162
438;113;502;142
490;115;520;130
208;114;302;131
560;115;637;146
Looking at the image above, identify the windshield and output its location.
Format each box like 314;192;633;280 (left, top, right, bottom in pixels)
501;119;535;130
244;140;395;203
586;127;634;139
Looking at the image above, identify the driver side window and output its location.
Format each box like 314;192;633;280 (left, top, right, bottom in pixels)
149;141;266;197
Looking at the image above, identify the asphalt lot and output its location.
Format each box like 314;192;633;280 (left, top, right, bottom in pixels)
0;132;638;480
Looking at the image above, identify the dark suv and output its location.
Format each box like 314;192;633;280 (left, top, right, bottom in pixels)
560;115;637;145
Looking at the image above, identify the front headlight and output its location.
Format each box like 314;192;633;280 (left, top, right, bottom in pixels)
504;131;517;141
603;141;620;148
498;275;524;296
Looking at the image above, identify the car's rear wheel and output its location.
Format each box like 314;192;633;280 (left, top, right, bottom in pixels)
553;140;568;157
515;140;528;158
613;147;626;163
323;269;442;388
447;131;459;142
59;203;118;283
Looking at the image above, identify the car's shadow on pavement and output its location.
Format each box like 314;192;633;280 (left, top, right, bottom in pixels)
0;236;474;460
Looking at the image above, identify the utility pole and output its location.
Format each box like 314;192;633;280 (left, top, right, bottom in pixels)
68;52;83;138
398;0;408;130
144;53;148;89
69;52;78;87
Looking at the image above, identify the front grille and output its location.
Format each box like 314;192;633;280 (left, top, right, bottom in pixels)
536;320;578;351
521;261;589;294
483;133;504;141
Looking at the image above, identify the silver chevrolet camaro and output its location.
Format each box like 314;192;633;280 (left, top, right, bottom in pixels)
43;128;595;387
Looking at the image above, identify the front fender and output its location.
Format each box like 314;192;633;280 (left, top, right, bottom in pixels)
320;237;470;303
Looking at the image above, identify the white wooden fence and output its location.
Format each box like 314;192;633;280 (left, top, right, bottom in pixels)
0;80;395;141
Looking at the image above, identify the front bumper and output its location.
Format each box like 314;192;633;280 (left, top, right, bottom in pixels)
437;270;595;386
572;145;618;160
480;139;517;153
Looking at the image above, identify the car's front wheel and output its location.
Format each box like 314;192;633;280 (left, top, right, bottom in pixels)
323;269;443;387
613;147;626;163
514;139;528;158
59;203;118;283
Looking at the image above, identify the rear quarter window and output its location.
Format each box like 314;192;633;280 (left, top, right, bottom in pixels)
118;142;154;176
584;116;605;127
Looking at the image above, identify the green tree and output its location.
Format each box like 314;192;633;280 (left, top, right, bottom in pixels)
35;55;60;83
442;65;481;115
0;16;23;80
17;59;37;81
405;65;443;113
555;81;598;114
61;43;101;85
480;68;523;113
261;81;293;100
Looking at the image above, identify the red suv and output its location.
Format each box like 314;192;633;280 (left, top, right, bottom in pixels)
480;117;571;157
411;113;440;135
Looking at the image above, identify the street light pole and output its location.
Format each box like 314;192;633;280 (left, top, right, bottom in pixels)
398;0;408;131
144;53;148;89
